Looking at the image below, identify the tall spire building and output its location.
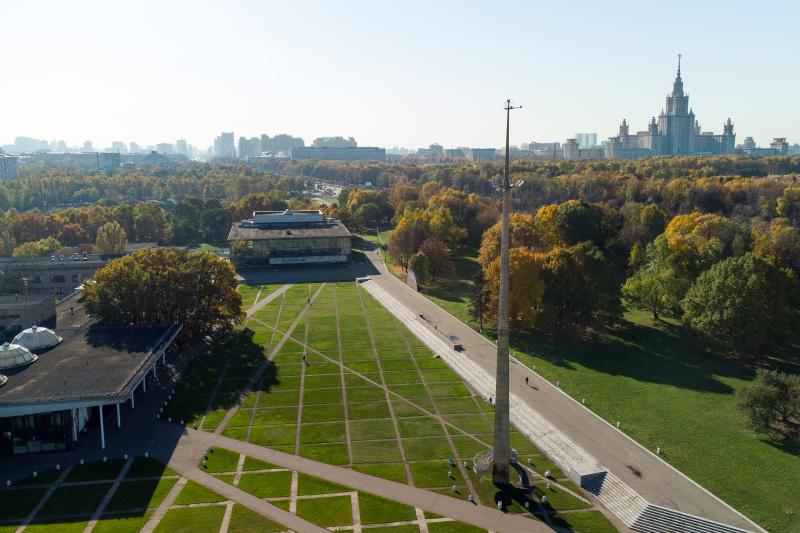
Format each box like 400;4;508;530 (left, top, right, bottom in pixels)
605;56;736;159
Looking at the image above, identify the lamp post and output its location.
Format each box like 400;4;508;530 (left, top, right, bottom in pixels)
492;99;521;486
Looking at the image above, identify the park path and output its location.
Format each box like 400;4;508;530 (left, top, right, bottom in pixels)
363;260;763;533
166;427;556;533
246;283;293;317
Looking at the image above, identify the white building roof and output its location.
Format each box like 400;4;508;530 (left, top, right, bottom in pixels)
0;342;38;370
0;374;6;386
13;325;63;351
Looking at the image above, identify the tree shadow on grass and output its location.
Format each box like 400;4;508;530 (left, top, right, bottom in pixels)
506;313;800;394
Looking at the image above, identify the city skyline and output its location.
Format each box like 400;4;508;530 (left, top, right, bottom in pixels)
2;0;799;150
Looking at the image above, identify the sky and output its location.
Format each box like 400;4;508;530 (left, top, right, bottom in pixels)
2;0;799;151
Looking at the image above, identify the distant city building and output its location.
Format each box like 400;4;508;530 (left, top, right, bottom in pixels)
22;152;120;172
291;146;385;162
770;137;789;156
605;57;735;159
213;132;236;158
129;142;141;154
417;144;444;160
175;139;189;157
110;141;128;153
0;153;19;179
312;136;357;148
575;133;598;148
260;133;304;155
563;139;605;160
238;136;261;159
468;148;497;161
444;148;465;160
82;141;94;152
228;209;352;267
156;143;174;154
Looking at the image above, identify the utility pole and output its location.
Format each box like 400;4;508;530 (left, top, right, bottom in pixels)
492;99;521;486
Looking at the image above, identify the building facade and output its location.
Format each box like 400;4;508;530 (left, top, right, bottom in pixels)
238;136;262;158
20;152;120;172
290;146;385;161
605;57;736;159
0;254;108;297
0;153;18;179
228;209;352;267
214;132;236;158
468;148;497;161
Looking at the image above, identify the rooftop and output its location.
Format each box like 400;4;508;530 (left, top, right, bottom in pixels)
228;218;352;241
0;323;181;416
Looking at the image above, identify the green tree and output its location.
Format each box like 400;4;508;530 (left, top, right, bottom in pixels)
12;237;62;257
738;369;800;446
354;202;383;229
777;186;800;225
83;248;243;340
682;253;799;356
388;221;428;271
94;221;128;255
409;252;430;286
622;265;685;320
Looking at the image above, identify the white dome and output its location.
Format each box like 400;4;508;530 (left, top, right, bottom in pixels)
0;374;7;386
0;342;38;370
13;325;62;351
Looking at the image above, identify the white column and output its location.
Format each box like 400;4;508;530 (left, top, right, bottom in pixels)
71;409;78;442
130;393;135;409
99;404;105;450
152;364;156;378
116;403;121;428
142;377;147;393
162;350;166;365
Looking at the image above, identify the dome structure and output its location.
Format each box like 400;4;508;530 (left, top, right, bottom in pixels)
13;325;62;351
0;374;7;386
0;342;38;370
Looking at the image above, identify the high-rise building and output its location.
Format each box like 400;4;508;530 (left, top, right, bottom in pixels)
82;141;94;152
575;133;597;148
605;57;735;159
176;139;188;157
0;153;19;179
156;143;174;154
214;132;236;158
110;141;128;153
312;136;356;148
770;137;789;156
238;137;261;159
129;142;141;154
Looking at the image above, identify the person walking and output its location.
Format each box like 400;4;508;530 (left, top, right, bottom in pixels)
525;376;529;386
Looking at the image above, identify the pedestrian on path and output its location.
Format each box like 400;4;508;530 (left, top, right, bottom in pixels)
525;376;529;386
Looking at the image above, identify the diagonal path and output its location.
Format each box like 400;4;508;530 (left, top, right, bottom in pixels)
246;283;292;318
215;284;326;435
84;457;135;533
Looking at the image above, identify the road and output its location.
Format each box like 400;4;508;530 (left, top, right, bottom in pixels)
364;249;762;532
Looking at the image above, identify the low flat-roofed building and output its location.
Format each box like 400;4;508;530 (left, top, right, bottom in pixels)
0;322;182;454
290;146;385;161
228;209;352;267
0;253;107;297
0;295;56;338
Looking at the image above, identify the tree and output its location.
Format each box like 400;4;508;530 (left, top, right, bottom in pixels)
478;212;539;267
83;248;244;340
752;218;800;276
409;252;430;286
354;202;382;229
482;247;545;331
57;223;89;246
132;202;170;242
419;237;452;281
622;265;684;320
682;253;799;356
777;186;800;225
12;237;62;257
554;200;607;246
231;193;288;220
738;369;800;446
94;221;128;255
388;221;428;271
540;242;621;329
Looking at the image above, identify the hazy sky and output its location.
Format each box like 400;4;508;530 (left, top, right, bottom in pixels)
3;0;799;150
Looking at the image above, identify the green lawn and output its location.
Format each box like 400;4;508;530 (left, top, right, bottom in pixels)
420;250;800;532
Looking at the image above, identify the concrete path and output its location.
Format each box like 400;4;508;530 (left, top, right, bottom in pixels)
168;428;557;533
364;252;763;532
246;283;292;317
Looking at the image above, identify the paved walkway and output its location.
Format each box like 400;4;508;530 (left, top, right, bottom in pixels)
364;250;763;532
246;283;292;317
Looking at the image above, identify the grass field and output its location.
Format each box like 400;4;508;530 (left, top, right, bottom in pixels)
172;281;616;531
419;254;800;532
